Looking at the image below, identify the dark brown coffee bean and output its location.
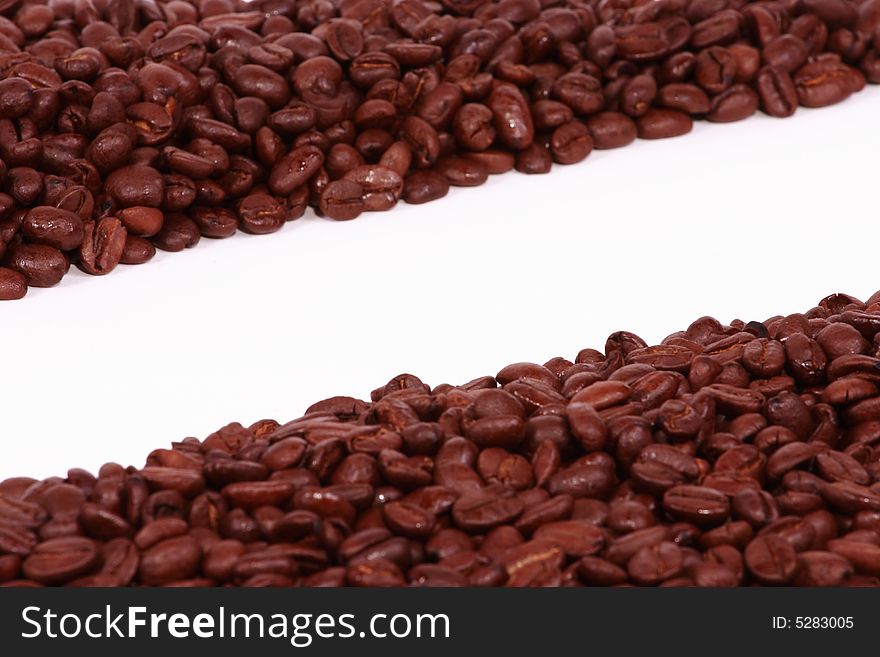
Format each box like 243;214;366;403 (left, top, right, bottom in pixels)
658;83;712;114
794;59;862;106
403;171;450;205
342;165;403;211
745;534;797;584
152;213;200;252
488;84;534;150
550;120;593;164
22;537;99;585
436;156;489;186
533;520;604;557
78;216;127;276
587;112;637;149
764;35;809;74
452;491;524;533
636;109;693;139
707;84;759;122
347;559;406;587
7;243;67;287
794;550;854;585
628;541;684;585
514;143;552;174
664;485;731;527
0;267;27;300
269;146;324;196
383;501;436;538
22;206;84;251
236;194;285;235
827;539;880;575
118;206;163;238
138;535;202;586
621;74;657;118
104;165;164;208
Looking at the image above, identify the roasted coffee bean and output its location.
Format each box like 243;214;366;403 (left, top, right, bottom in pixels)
550;121;593;164
103;165;164;208
794;550;854;586
745;534;797;584
22;537;99;585
0;267;27;300
756;66;798;118
587;112;638;149
78;216;126;275
269;146;324;197
6;243;67;287
237;194;285;235
794;59;862;106
707;85;760;122
663;486;731;526
118;207;163;238
488;84;533;150
403;171;450;205
436;157;489;187
342;166;403;211
764;35;810;73
22;207;84;251
637;109;694;139
658;84;712;114
515;143;552;174
138;536;202;586
319;180;365;221
190;207;238;239
151;213;200;252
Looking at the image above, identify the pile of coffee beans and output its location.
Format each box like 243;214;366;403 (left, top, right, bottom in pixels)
0;0;878;300
5;291;880;586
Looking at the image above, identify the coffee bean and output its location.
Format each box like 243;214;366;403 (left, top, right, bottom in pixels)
103;165;164;208
403;171;450;205
269;146;324;197
190;207;238;239
452;491;524;533
436;157;489;186
550;121;593;164
707;85;760;122
515;143;552;174
7;243;68;287
118;207;164;238
78;216;126;275
664;485;731;526
383;501;436;538
628;541;684;585
138;536;202;586
794;550;854;585
0;267;27;300
488;84;534;150
764;35;810;73
22;537;99;585
237;194;285;235
794;59;862;106
658;83;712;114
587;112;638;149
22;207;84;251
151;214;200;252
636;109;694;139
745;534;797;584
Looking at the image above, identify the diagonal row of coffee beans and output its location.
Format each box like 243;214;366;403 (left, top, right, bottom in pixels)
5;291;880;586
0;0;879;300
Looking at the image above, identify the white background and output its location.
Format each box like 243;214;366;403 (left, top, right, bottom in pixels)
2;87;878;481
